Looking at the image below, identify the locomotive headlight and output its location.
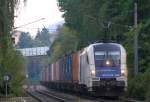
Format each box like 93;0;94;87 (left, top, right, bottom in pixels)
106;60;110;65
121;68;127;76
121;69;125;74
91;69;95;75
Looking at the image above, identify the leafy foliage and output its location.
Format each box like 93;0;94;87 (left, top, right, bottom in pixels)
127;70;150;100
17;27;52;48
0;41;25;96
34;27;51;46
0;0;26;96
58;0;134;47
17;32;34;48
49;25;79;62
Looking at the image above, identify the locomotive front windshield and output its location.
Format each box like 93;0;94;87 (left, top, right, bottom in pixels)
94;44;121;67
94;51;120;67
108;51;120;66
95;51;106;60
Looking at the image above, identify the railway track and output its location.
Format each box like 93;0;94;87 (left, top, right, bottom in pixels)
27;91;141;102
35;90;122;102
37;90;70;102
26;90;70;102
25;85;142;102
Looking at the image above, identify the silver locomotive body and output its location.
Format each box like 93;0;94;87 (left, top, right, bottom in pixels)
79;43;127;96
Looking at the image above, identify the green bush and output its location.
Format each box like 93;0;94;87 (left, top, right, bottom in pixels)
0;48;25;96
146;88;150;102
128;75;145;100
145;69;150;102
127;73;150;101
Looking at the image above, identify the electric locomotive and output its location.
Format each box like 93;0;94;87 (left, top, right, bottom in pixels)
79;43;127;96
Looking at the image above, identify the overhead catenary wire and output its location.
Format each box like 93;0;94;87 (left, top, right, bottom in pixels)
14;18;46;29
15;27;57;31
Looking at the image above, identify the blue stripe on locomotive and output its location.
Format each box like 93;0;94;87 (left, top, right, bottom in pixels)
95;67;121;78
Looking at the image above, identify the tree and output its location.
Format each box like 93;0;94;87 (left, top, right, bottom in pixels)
35;27;51;46
0;0;26;96
17;32;34;48
58;0;134;47
49;25;79;62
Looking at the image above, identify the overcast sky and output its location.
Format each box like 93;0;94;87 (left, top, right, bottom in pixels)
15;0;64;37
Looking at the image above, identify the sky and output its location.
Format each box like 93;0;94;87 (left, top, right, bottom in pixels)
15;0;64;37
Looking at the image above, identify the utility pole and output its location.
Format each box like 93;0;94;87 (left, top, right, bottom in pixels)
134;2;138;76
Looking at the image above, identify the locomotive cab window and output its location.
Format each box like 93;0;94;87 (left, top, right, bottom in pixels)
108;51;120;60
95;51;106;60
94;51;106;67
108;51;120;66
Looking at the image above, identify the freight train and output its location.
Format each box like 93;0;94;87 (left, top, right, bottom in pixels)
41;43;128;97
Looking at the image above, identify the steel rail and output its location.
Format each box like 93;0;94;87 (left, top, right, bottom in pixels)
26;91;44;102
37;90;69;102
119;97;144;102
